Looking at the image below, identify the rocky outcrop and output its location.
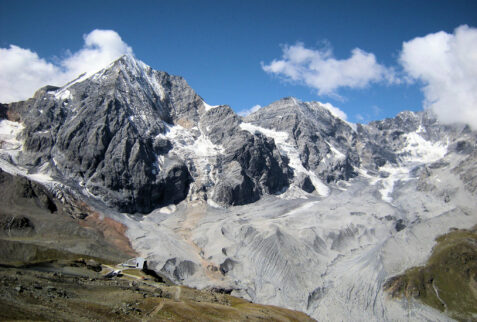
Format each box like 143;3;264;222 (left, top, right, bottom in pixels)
161;258;199;282
0;168;57;215
384;226;477;321
0;168;134;262
200;106;290;205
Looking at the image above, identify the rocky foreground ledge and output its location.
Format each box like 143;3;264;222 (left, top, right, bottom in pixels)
0;260;314;321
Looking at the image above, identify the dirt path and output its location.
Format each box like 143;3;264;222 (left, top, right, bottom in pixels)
174;286;181;301
144;301;165;321
143;286;180;321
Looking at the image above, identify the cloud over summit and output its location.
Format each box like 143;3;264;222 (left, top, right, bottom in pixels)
0;29;132;103
262;43;396;97
400;25;477;129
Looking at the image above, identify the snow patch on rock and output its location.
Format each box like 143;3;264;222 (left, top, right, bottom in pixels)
202;101;219;111
0;120;55;186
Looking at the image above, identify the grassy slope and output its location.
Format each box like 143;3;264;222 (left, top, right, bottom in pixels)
384;226;477;321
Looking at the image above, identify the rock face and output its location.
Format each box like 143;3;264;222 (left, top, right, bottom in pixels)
200;106;290;205
243;98;472;190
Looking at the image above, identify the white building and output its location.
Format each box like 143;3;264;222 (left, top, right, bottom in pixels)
120;257;146;269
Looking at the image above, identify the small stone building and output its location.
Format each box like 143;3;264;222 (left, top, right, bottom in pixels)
121;257;146;269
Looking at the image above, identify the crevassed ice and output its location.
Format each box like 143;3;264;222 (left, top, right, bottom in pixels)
0;119;24;151
0;120;55;184
377;127;448;203
163;124;224;158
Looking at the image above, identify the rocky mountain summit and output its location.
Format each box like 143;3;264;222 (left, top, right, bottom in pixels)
2;55;290;213
1;54;477;321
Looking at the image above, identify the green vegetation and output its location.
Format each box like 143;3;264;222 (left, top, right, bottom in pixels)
384;226;477;321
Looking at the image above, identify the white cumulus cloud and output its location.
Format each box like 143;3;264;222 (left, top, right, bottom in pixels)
0;46;61;103
61;30;133;81
0;29;132;103
238;104;262;117
262;42;396;97
400;25;477;129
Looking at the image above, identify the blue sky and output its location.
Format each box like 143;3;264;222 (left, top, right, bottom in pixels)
1;0;476;123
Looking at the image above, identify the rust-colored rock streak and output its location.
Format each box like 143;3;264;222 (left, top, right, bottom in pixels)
80;211;137;257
